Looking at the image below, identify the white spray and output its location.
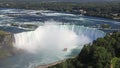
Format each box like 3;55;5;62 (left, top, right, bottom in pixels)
13;21;105;58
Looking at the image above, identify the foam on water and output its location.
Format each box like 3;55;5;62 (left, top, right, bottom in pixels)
13;21;105;56
0;8;111;68
12;21;106;68
41;12;75;16
14;23;79;54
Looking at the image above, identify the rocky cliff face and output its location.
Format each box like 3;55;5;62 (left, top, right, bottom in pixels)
0;30;15;58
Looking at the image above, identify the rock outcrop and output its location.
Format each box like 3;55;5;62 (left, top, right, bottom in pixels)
0;30;15;58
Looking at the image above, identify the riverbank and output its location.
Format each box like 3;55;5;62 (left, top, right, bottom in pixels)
35;56;76;68
0;2;119;22
48;32;120;68
35;60;66;68
84;14;120;22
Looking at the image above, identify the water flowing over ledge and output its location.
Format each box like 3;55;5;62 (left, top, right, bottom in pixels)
0;8;119;68
13;23;105;53
12;22;106;68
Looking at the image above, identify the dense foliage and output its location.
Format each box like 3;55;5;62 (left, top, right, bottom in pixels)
112;57;120;68
49;32;120;68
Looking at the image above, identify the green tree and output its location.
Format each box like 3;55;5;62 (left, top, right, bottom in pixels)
91;46;112;68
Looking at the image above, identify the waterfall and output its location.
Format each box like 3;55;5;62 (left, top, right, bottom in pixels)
13;23;105;55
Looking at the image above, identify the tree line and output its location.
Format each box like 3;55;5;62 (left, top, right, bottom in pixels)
49;32;120;68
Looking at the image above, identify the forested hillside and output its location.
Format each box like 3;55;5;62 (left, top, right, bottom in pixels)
49;32;120;68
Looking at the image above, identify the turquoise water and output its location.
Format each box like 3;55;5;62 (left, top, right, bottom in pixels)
0;8;119;68
0;8;119;33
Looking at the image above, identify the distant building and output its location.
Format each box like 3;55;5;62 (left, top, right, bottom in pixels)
6;4;9;6
72;9;87;14
79;9;87;14
112;13;118;17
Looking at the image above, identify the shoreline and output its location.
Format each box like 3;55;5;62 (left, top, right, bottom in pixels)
35;57;75;68
0;7;119;22
35;60;66;68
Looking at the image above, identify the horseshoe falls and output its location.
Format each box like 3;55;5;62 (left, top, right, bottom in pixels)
14;24;105;53
11;22;106;68
0;8;120;68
